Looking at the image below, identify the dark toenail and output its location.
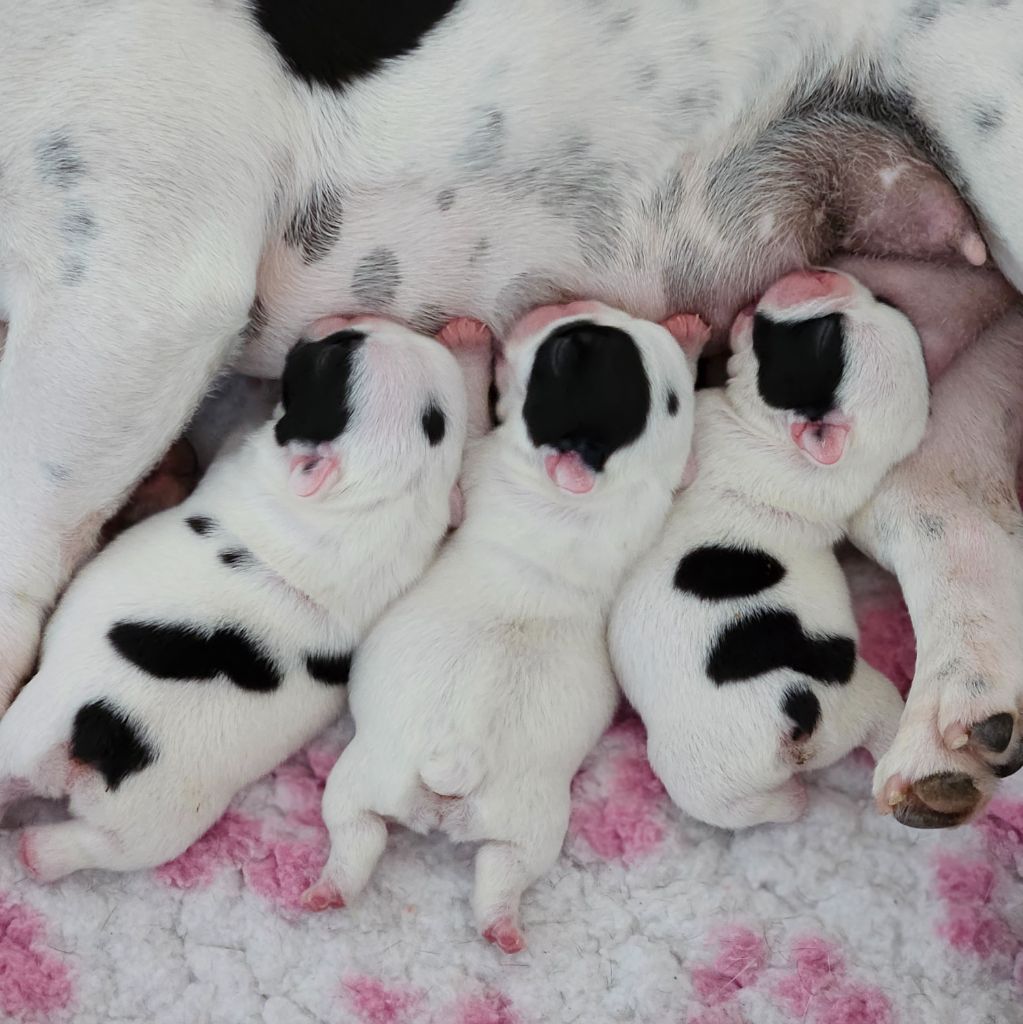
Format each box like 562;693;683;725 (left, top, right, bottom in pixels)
971;713;1015;753
893;772;982;829
993;739;1023;778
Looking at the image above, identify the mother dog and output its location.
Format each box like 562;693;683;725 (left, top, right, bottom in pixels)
2;0;1022;828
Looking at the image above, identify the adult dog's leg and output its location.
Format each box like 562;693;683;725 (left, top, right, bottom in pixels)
0;209;264;710
850;307;1023;827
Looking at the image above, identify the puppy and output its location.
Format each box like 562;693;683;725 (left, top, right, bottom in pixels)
0;316;469;880
303;301;702;952
610;270;929;830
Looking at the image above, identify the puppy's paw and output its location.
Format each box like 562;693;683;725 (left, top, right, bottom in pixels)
873;676;1023;828
661;313;711;360
437;317;493;351
481;915;526;954
300;877;346;912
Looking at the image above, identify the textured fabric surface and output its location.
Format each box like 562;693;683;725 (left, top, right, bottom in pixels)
1;552;1019;1024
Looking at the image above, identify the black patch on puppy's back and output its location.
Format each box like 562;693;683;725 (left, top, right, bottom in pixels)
708;608;855;686
108;621;281;692
306;651;352;686
674;545;786;600
523;321;650;471
782;687;822;742
422;404;446;446
253;0;460;90
752;313;845;420
186;515;216;537
275;331;364;446
70;700;155;791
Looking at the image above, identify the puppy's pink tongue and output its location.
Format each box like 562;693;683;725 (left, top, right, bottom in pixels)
790;421;849;465
545;451;595;494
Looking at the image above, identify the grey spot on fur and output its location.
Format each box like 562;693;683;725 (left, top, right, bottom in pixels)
410;305;449;333
284;183;344;263
677;84;722;122
966;676;990;696
352;248;401;308
493;273;570;331
459;108;506;169
987;0;1011;8
61;207;98;240
61;255;87;286
634;63;660;92
973;101;1005;135
908;0;941;24
436;188;457;212
37;134;86;188
918;512;946;538
243;296;268;343
469;237;492;265
43;462;71;482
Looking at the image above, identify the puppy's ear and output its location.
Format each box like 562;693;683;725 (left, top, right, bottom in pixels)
790;421;850;466
661;313;711;366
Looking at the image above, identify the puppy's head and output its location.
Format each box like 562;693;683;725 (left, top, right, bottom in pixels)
496;301;696;497
727;268;928;487
273;316;467;502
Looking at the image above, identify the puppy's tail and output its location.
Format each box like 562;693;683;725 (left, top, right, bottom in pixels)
420;743;486;798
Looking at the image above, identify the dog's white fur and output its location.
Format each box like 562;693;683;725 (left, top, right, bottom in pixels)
611;270;928;829
305;302;696;951
3;0;1023;821
0;318;467;880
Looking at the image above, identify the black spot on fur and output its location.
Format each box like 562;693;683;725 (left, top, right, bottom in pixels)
783;687;821;742
252;0;460;89
186;515;216;536
108;621;281;692
436;188;456;212
488;379;501;428
306;651;352;686
275;331;364;446
37;134;85;188
422;404;446;446
523;321;650;472
285;183;344;263
243;296;269;343
675;545;786;601
218;547;253;568
71;700;155;791
666;390;679;416
707;609;856;686
61;207;98;240
352;248;401;307
752;312;845;419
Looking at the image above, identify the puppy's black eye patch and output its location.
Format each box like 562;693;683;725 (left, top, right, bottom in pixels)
422;403;445;446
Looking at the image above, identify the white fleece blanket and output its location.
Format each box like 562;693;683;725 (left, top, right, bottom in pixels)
1;554;1021;1024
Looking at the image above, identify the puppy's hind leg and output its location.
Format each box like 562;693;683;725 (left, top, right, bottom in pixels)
19;820;123;882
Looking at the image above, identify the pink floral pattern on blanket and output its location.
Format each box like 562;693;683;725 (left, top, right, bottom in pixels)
0;893;73;1022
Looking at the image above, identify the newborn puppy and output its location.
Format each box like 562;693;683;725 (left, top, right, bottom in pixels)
610;270;928;830
303;301;701;952
0;317;469;880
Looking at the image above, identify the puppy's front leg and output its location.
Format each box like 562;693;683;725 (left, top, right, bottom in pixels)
850;307;1023;827
0;228;261;710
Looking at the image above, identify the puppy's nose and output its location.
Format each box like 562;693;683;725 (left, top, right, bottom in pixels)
760;270;852;313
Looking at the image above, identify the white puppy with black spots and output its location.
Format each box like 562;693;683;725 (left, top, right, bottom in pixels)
611;269;928;830
302;301;703;952
0;316;474;880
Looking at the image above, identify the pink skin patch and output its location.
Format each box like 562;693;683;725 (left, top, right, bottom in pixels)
482;916;526;955
454;991;519;1024
760;269;853;312
790;420;850;466
0;892;74;1021
544;450;595;494
155;812;265;889
342;976;424;1024
306;314;378;340
506;300;604;347
289;448;339;497
661;312;712;361
570;717;667;863
691;927;768;1007
17;832;42;881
